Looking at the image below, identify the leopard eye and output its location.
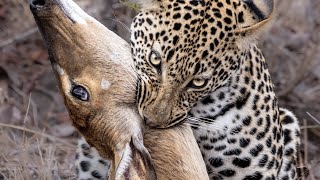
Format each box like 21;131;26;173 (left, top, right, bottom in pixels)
149;50;161;67
71;85;89;101
193;78;206;87
187;78;208;89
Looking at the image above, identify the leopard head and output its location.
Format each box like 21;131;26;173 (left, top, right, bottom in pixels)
131;0;274;128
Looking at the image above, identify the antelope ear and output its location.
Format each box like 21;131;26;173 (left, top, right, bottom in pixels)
236;0;274;33
114;144;133;180
132;136;157;180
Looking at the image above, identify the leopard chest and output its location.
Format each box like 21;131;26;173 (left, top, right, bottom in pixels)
189;87;284;179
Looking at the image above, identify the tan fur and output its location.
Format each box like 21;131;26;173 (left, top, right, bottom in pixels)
145;125;209;180
30;0;208;179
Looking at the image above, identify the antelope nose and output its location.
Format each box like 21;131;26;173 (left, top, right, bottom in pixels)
30;0;46;9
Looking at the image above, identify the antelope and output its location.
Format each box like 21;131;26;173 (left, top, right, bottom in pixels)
30;0;209;179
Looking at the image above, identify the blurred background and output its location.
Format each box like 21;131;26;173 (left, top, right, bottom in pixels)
0;0;319;179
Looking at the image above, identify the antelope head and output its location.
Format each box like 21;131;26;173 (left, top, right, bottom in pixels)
30;0;156;179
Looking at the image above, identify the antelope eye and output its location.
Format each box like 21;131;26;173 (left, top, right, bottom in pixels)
71;85;89;101
149;50;161;67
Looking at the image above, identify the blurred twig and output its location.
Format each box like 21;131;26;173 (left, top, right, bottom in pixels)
307;112;320;125
278;43;317;97
0;28;38;49
278;20;320;98
303;119;309;170
0;122;75;148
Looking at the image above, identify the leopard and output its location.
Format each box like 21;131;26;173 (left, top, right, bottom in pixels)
129;0;301;179
75;0;301;179
75;138;110;180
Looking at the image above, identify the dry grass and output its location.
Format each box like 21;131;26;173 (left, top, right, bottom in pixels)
0;0;319;179
0;125;77;180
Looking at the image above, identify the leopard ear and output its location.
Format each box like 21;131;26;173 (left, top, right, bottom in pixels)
236;0;274;33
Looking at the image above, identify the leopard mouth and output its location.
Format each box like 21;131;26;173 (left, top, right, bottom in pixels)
167;114;187;128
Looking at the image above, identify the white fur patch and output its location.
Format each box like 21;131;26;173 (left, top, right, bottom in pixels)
183;101;190;106
53;64;65;76
111;53;122;62
152;41;162;52
58;0;87;24
115;144;132;180
101;79;111;90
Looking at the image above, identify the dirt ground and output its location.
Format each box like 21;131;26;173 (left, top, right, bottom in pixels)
0;0;319;179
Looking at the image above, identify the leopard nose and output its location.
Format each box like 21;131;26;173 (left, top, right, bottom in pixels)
30;0;46;9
